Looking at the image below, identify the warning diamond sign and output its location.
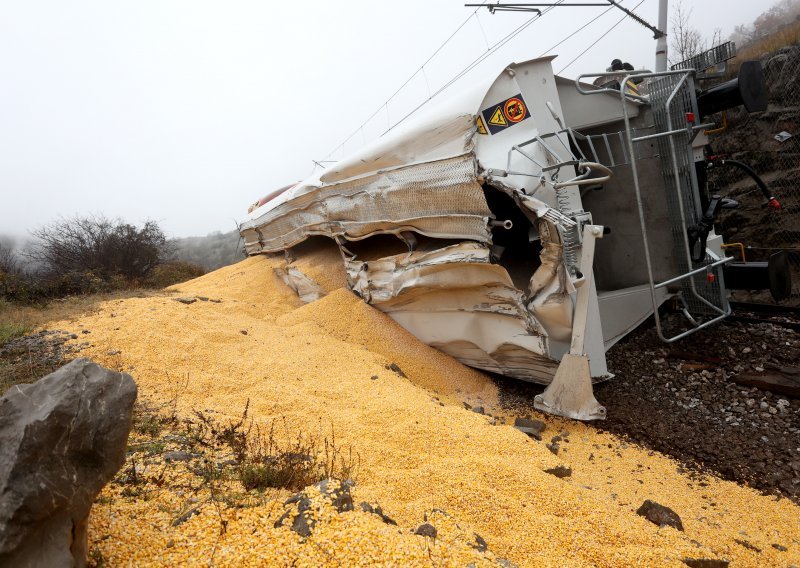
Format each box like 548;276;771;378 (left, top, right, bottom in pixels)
480;93;530;135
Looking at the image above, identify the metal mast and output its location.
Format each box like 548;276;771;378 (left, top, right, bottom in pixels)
655;0;669;71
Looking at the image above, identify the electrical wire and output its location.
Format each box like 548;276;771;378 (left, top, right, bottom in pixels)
557;0;646;73
382;1;566;135
319;0;650;165
537;0;617;56
319;2;491;164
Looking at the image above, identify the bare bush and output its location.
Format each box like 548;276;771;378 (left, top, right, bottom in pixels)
670;1;706;65
27;215;168;282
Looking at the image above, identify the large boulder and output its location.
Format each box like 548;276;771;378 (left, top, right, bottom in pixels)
0;358;137;567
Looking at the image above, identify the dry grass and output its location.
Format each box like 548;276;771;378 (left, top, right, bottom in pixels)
0;290;156;342
731;20;800;74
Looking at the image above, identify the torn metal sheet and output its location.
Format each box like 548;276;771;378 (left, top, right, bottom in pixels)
344;242;558;382
274;266;326;304
240;154;492;255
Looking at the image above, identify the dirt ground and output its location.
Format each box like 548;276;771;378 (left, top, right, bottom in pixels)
495;310;800;505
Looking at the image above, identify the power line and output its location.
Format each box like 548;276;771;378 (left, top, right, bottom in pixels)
318;3;491;165
537;0;617;56
383;3;563;135
318;0;649;167
557;0;646;74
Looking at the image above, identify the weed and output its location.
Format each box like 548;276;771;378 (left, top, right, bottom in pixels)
184;402;359;493
88;547;106;568
0;321;32;346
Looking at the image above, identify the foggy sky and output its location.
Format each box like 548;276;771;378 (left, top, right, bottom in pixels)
0;0;768;240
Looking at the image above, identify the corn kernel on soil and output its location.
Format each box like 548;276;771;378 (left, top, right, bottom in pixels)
49;255;800;567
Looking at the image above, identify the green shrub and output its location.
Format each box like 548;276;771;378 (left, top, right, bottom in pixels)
145;261;206;288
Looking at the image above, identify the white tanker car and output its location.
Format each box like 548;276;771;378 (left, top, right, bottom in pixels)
240;47;786;421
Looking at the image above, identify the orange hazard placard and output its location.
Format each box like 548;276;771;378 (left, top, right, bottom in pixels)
504;97;526;123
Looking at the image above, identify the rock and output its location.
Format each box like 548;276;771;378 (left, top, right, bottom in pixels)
734;538;761;552
314;478;354;513
174;297;197;305
359;502;397;525
276;496;315;536
683;559;729;568
414;523;437;538
471;532;488;552
544;465;572;478
163;451;196;463
546;442;559;455
635;500;684;531
514;417;546;440
472;406;485;415
277;479;354;537
172;506;200;527
370;375;379;380
772;543;787;552
387;363;406;378
291;511;314;537
107;350;121;356
240;330;248;335
0;359;137;566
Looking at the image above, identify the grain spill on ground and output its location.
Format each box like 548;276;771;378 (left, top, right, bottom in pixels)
47;254;799;567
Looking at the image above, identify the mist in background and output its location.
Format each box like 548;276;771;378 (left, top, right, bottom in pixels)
0;0;782;267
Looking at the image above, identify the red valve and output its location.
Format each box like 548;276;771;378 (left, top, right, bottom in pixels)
768;197;782;210
686;112;695;123
707;272;716;284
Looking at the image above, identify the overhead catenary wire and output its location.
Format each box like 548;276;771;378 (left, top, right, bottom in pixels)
537;0;617;56
557;0;647;73
318;0;651;168
317;3;491;167
382;1;567;136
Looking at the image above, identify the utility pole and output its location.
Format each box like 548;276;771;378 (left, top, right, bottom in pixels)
655;0;669;71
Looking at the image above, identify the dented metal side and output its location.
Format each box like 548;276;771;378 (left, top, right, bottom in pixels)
240;56;617;388
240;154;492;254
344;242;558;382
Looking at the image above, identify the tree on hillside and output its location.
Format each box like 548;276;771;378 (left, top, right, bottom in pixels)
27;215;169;281
670;1;706;65
730;0;800;46
0;244;18;277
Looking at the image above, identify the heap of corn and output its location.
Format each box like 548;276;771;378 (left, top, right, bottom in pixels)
50;249;799;567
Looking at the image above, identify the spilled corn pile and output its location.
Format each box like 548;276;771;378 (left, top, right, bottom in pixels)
48;251;800;567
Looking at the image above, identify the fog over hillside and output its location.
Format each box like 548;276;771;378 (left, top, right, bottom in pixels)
169;229;245;271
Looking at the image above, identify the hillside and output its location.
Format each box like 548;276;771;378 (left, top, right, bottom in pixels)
41;252;800;566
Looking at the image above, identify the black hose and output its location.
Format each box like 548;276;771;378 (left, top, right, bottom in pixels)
710;158;778;206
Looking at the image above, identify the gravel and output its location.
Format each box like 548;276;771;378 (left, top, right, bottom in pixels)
0;329;89;392
495;311;800;504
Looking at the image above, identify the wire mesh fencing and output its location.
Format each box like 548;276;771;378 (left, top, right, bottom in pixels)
703;43;800;306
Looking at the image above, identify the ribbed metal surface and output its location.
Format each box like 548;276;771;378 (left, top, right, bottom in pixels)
671;41;737;73
241;154;492;254
648;74;726;317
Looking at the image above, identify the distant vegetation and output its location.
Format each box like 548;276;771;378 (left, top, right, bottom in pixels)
730;0;800;49
0;215;211;305
169;229;244;271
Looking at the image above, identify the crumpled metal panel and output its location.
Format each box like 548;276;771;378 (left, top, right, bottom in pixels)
273;266;326;303
345;242;559;383
241;154;492;254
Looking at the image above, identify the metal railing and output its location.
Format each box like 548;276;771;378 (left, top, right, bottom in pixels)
576;69;732;343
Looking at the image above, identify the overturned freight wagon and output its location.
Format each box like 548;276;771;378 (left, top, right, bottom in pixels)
241;53;782;420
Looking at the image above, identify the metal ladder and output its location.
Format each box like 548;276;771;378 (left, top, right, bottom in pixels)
575;69;732;343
